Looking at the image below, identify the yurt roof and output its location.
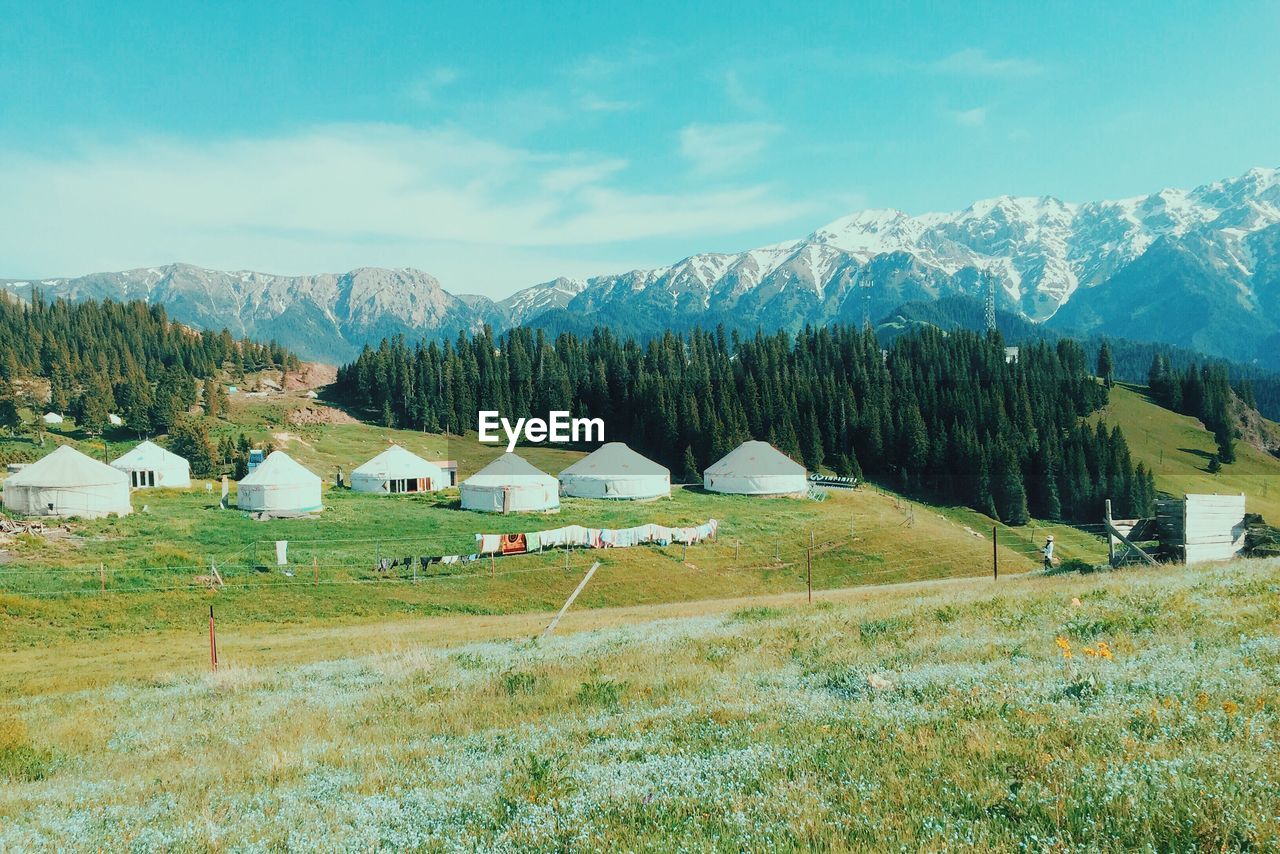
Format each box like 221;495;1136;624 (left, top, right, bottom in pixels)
560;442;669;478
238;450;321;486
111;439;189;469
353;445;442;476
704;441;805;477
464;452;554;486
6;445;128;488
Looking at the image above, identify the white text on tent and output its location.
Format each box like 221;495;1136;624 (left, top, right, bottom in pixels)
477;411;604;452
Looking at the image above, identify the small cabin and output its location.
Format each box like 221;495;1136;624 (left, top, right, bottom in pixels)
437;460;459;487
1004;346;1020;364
1157;493;1248;566
1106;493;1248;567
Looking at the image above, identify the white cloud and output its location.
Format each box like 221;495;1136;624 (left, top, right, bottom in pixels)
930;49;1043;77
951;107;988;127
723;70;767;114
406;67;462;104
577;94;635;113
678;122;782;176
0;125;814;294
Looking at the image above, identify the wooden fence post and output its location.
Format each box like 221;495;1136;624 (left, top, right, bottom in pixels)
806;547;813;604
313;556;319;588
99;562;105;594
992;526;998;581
208;605;219;673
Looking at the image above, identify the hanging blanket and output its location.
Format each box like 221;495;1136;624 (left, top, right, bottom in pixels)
500;533;527;555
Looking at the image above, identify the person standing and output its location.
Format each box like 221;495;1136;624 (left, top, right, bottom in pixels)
1042;535;1055;571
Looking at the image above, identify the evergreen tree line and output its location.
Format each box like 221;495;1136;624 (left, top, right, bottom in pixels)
1078;337;1280;421
1147;355;1237;465
0;291;298;436
337;324;1156;525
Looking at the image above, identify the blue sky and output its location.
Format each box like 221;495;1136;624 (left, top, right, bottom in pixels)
2;0;1278;295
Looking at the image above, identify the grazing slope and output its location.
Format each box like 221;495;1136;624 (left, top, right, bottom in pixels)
1095;383;1280;522
2;559;1277;848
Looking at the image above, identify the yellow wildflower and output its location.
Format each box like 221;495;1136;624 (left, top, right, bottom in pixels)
1083;646;1099;658
1055;636;1073;659
1195;692;1210;711
1097;641;1113;660
1222;700;1239;716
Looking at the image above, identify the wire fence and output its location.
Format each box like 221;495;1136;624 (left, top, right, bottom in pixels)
0;514;1111;599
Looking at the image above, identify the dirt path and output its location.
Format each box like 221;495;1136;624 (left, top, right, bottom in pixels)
2;570;1035;696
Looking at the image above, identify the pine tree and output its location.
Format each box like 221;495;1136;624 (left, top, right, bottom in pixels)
1214;421;1235;465
681;446;699;482
168;416;215;478
1097;341;1115;389
992;441;1030;525
78;376;113;436
0;393;20;434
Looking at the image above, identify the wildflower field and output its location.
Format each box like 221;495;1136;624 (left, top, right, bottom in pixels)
2;557;1277;849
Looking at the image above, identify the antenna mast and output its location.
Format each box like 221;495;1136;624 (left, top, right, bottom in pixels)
860;271;874;328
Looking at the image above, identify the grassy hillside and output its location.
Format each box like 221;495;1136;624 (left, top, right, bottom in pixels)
0;383;1115;648
3;558;1277;849
1096;383;1280;522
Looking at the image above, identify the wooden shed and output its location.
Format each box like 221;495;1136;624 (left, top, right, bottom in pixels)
1156;493;1248;566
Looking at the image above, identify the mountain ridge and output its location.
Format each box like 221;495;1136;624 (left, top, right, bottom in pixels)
4;165;1278;364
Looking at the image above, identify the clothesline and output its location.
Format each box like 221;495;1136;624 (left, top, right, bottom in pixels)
476;519;719;556
268;519;720;574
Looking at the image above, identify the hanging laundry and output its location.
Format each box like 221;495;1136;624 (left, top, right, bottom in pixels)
540;527;567;548
525;530;542;552
377;558;391;572
477;533;501;554
500;533;527;555
440;555;460;565
275;540;288;565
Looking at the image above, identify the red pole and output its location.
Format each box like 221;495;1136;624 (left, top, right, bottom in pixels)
209;605;219;672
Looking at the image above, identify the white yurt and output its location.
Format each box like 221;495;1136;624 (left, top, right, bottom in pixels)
351;445;446;494
236;450;323;513
703;440;808;497
111;440;192;489
2;445;132;518
42;412;63;425
460;453;559;513
559;442;671;500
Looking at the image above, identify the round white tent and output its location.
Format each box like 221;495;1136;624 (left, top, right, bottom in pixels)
703;440;808;496
236;450;323;513
111;440;192;489
559;442;670;500
460;453;559;513
351;445;446;494
3;445;132;518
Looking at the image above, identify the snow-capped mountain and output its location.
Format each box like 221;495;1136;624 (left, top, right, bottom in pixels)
0;264;496;361
5;166;1279;365
524;165;1280;362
